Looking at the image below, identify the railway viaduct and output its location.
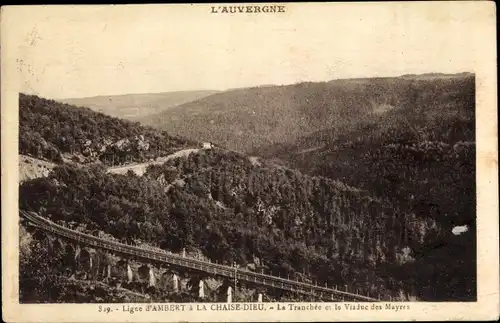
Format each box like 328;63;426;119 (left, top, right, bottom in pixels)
21;210;379;303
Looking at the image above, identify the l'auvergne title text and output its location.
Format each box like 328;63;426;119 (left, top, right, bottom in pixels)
211;5;286;14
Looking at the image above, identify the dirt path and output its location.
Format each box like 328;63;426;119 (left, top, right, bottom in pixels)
107;148;201;176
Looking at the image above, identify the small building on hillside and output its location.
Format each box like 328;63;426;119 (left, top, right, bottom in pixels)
202;142;213;149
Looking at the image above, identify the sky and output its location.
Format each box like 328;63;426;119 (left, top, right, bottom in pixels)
4;2;492;99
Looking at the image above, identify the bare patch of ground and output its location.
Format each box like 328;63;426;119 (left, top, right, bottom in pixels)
19;155;56;183
373;103;397;114
248;156;261;166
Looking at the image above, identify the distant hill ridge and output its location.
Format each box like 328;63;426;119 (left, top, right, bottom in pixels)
61;90;219;119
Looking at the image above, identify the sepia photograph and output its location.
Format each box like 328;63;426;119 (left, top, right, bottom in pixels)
2;2;498;322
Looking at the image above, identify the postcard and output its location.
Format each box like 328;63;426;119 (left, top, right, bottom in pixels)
1;2;498;322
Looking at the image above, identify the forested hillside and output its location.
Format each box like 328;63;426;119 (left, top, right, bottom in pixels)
139;73;474;153
254;74;475;226
20;148;473;301
19;94;197;166
252;74;477;302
